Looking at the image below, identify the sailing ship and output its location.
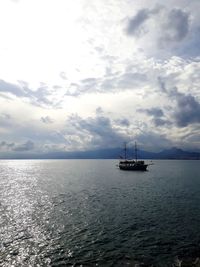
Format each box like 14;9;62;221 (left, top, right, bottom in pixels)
118;142;148;171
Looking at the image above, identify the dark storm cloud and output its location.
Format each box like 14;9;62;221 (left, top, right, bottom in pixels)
178;27;200;57
138;107;164;117
158;78;200;127
64;112;145;151
137;107;171;127
137;131;172;150
170;87;200;127
160;9;190;46
152;118;171;127
66;114;130;148
13;140;35;151
125;6;190;53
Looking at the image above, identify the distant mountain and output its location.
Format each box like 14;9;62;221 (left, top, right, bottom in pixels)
0;147;199;159
154;147;200;159
126;147;199;160
42;147;122;159
43;147;200;159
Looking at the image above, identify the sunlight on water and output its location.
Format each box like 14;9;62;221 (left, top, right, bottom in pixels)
0;161;52;266
0;160;200;266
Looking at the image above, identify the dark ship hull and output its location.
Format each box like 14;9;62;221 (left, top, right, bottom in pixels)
119;164;148;171
119;160;148;171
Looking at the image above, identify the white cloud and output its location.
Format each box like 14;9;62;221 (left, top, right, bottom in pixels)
0;0;200;155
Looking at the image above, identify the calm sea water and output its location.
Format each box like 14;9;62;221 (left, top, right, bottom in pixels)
0;159;200;266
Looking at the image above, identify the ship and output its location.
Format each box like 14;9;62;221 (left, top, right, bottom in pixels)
118;142;149;171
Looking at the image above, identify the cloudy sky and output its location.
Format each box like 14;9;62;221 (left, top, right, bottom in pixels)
0;0;200;156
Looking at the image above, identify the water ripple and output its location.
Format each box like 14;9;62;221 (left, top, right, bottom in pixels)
0;160;200;266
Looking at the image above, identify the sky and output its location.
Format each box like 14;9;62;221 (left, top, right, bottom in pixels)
0;0;200;156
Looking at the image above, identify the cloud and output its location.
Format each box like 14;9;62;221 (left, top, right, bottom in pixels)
81;78;100;92
0;140;35;152
0;141;15;150
0;79;27;97
60;72;67;80
30;85;53;107
64;114;130;149
65;70;147;96
138;107;164;117
114;118;130;127
159;8;190;47
179;27;200;57
101;71;147;91
66;78;100;96
0;113;12;127
158;78;200;127
125;5;191;55
170;87;200;127
125;6;162;37
63;112;174;151
117;72;147;89
137;131;172;151
95;106;104;115
157;76;168;93
41;116;54;124
126;9;150;37
13;140;35;151
0;0;199;155
152;118;171;127
0;79;55;107
137;107;172;127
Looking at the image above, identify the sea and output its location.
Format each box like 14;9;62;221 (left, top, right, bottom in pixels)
0;159;200;266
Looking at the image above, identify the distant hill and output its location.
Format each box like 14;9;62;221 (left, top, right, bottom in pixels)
154;147;200;159
41;146;200;159
2;146;199;159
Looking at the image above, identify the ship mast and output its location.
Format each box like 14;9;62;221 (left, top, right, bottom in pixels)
124;142;127;160
135;142;138;162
